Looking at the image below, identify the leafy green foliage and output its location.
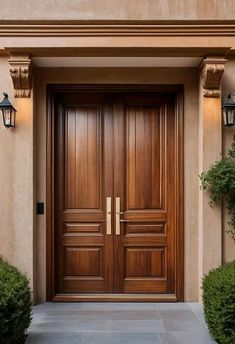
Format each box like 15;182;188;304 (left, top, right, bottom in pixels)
202;261;235;344
200;140;235;241
0;256;32;344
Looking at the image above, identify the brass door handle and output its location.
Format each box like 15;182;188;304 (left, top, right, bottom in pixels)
106;197;112;235
115;198;129;232
115;197;121;235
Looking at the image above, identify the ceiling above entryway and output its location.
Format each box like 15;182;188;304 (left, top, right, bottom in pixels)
32;56;202;68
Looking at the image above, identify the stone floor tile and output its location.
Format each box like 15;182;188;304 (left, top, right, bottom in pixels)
28;321;82;333
80;332;162;344
155;303;190;311
160;331;216;344
26;332;82;344
29;319;164;333
44;309;161;320
159;310;198;321
162;319;208;332
36;302;83;310
187;302;208;326
80;302;159;311
103;319;165;332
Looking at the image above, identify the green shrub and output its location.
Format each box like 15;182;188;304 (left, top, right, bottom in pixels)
202;261;235;344
0;256;32;344
199;140;235;241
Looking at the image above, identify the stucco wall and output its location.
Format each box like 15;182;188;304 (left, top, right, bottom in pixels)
0;57;14;262
0;56;35;288
0;0;235;20
221;59;235;263
35;67;199;301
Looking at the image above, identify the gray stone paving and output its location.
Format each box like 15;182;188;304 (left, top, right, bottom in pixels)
26;302;216;344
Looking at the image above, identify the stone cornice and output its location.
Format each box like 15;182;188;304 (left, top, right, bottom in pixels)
9;54;32;97
1;22;235;37
199;58;227;98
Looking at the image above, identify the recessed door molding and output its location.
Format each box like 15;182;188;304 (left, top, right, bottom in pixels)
46;84;184;302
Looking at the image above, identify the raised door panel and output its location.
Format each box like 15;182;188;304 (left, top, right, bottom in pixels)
54;96;113;294
65;107;100;209
125;248;166;277
126;106;164;210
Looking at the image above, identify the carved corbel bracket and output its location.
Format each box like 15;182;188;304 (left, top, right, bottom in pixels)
199;58;227;98
8;55;32;98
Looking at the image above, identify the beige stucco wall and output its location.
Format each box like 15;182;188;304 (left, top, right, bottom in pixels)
221;59;235;263
0;57;14;262
0;0;235;20
35;67;199;301
0;56;35;290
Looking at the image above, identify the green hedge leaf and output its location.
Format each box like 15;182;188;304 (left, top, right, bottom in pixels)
0;256;32;344
203;261;235;344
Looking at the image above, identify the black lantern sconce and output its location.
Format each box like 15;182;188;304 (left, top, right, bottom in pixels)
222;93;235;127
0;93;17;128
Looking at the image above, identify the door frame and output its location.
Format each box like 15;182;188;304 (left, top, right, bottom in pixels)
46;84;184;301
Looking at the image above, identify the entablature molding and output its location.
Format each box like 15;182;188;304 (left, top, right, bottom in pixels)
199;57;227;98
1;21;235;37
4;47;230;59
8;54;33;98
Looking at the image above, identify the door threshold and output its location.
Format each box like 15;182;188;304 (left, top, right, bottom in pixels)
53;293;178;302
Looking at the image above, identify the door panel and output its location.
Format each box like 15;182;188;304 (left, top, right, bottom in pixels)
65;106;101;209
126;106;163;210
55;94;113;294
113;95;176;294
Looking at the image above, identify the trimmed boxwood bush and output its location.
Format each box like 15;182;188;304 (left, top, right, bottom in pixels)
202;261;235;344
0;256;32;344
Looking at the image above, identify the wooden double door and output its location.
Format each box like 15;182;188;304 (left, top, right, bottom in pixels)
52;88;183;301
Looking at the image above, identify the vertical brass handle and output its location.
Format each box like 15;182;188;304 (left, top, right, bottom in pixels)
115;197;121;235
106;197;112;235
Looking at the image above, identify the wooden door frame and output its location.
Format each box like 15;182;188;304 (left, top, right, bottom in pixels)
46;84;184;302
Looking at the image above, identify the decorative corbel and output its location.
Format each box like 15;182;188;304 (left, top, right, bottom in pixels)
199;58;227;98
8;54;32;98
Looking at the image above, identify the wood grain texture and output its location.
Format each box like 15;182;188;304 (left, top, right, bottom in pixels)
53;293;178;302
126;106;162;210
125;248;165;277
65;106;100;209
54;93;113;294
113;94;171;294
65;247;102;276
47;85;184;301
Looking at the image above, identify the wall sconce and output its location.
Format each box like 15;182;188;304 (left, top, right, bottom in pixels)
0;93;17;128
222;93;235;127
